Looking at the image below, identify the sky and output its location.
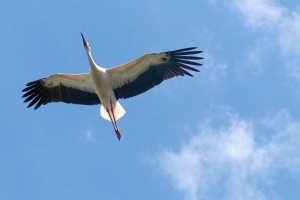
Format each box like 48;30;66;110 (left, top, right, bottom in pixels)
1;0;300;199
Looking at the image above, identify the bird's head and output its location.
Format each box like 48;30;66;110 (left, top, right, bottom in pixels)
80;32;91;51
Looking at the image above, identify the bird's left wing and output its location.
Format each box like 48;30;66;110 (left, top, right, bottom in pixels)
22;73;100;109
107;47;203;99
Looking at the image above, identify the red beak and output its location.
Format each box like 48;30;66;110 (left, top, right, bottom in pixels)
80;32;87;47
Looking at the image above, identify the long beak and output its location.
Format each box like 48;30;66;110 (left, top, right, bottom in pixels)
80;32;87;47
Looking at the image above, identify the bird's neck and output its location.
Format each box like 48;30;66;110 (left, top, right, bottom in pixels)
86;50;98;70
86;51;95;65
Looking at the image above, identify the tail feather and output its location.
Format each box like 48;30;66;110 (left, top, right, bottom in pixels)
101;101;126;121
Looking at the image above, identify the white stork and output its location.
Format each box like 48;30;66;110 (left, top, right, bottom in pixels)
22;33;203;141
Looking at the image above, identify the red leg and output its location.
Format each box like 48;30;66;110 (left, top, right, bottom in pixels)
106;108;117;131
106;108;121;141
110;100;121;141
110;100;119;130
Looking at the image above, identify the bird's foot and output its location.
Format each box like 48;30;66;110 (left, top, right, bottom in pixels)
115;129;121;141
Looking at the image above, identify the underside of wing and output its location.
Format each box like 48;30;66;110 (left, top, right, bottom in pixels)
108;47;203;99
22;73;101;109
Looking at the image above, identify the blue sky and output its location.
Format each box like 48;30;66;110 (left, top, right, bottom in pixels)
1;0;300;199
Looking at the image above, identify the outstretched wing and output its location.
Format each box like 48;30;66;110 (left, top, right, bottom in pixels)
107;47;203;99
22;73;100;109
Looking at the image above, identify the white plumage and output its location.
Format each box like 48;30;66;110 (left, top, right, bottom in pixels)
22;33;203;140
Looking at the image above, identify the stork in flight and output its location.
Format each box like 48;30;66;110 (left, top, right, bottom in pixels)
22;33;203;141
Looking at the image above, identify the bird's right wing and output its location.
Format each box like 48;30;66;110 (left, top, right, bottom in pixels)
22;73;100;109
107;47;203;99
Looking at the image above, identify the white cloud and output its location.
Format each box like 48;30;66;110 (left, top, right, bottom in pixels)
232;0;283;27
84;129;97;143
243;37;273;75
278;12;300;55
230;0;300;83
232;0;300;55
157;108;300;200
161;150;201;200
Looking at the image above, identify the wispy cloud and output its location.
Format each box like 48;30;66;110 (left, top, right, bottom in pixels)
231;0;300;55
156;108;300;200
201;52;228;83
278;12;300;55
242;37;273;75
232;0;283;27
84;129;97;143
229;0;300;87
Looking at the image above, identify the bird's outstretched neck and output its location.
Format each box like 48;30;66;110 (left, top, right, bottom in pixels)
85;50;97;69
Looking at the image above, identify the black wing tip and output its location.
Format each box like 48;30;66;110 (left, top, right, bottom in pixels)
22;79;43;109
27;104;40;110
171;47;203;66
167;47;203;77
24;96;44;110
26;80;39;86
191;68;200;72
175;55;204;60
180;68;193;77
34;105;40;110
23;79;42;91
173;51;203;56
169;47;197;53
170;47;203;58
174;59;202;66
24;95;44;110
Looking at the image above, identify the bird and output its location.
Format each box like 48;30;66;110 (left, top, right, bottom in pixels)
22;33;203;141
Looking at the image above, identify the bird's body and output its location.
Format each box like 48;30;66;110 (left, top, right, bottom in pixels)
86;50;125;120
90;64;126;138
22;33;203;140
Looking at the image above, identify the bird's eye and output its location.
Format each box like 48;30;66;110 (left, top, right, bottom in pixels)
88;44;91;47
